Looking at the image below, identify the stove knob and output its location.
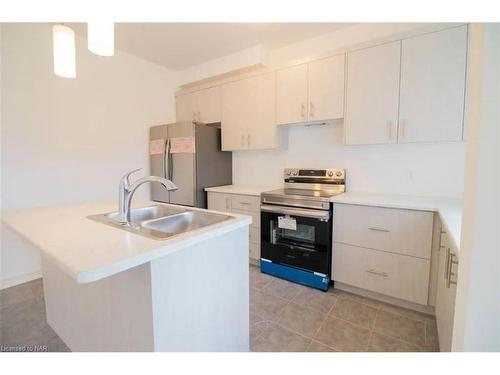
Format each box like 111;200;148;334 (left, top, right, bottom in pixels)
285;169;291;176
292;170;298;176
335;171;343;177
327;170;334;177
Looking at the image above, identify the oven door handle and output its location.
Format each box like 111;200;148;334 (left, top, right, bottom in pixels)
260;204;330;220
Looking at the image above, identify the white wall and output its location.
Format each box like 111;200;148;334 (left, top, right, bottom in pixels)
452;23;500;351
0;23;178;287
233;123;466;197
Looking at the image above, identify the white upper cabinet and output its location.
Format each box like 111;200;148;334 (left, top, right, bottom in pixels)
308;55;345;122
345;41;401;145
221;73;276;151
276;55;345;125
176;92;198;123
175;86;222;124
196;86;221;124
276;64;308;125
398;26;468;143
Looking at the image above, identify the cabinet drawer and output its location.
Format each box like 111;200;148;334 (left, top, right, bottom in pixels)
231;194;260;212
334;203;433;259
232;209;260;228
332;242;430;305
250;226;260;245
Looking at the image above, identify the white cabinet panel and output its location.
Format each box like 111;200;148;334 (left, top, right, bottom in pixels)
333;203;434;259
197;86;221;124
332;242;430;305
308;55;345;121
176;92;198;123
435;232;459;351
221;73;276;151
207;192;231;212
345;41;401;145
399;26;467;143
276;64;308;125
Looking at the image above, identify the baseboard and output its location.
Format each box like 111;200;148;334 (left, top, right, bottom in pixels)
0;271;42;290
334;282;435;316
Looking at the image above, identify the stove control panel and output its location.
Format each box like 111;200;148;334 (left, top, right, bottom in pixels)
284;168;345;180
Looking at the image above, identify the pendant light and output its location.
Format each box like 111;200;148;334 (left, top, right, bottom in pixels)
52;24;76;78
87;22;114;56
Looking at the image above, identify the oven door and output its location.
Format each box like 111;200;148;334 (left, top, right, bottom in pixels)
260;205;332;275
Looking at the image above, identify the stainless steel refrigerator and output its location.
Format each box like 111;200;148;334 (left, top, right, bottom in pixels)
149;122;232;208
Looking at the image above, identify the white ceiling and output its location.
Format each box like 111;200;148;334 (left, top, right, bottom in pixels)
73;23;353;70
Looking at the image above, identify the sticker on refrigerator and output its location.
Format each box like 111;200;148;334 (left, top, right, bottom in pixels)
149;139;165;155
278;216;297;230
170;137;196;154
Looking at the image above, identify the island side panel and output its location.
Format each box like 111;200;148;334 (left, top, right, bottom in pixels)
42;256;155;351
150;226;250;352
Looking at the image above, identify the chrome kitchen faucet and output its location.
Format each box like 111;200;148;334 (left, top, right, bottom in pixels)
117;169;178;224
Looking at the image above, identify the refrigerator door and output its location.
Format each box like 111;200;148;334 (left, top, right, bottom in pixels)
150;124;170;203
167;122;196;206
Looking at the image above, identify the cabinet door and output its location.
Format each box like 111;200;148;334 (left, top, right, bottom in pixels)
207;192;231;212
308;54;345;121
399;26;467;143
276;64;308;125
246;73;277;149
176;92;198;122
345;41;401;145
196;86;221;124
221;78;248;151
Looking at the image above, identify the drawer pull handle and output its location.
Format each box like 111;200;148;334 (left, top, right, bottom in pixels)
239;202;251;205
366;269;389;277
368;227;390;233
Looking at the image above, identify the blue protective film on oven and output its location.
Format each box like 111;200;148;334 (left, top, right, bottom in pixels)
260;259;330;291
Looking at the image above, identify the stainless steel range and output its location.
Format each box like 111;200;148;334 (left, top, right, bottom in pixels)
260;168;346;291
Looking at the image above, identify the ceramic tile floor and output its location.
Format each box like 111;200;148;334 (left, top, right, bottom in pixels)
0;266;440;352
249;265;440;352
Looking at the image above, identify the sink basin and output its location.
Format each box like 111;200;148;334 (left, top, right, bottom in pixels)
87;205;233;240
141;211;232;236
105;205;186;222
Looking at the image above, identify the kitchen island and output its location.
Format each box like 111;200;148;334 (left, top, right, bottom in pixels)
1;201;252;352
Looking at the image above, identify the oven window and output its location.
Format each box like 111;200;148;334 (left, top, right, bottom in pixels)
272;221;316;250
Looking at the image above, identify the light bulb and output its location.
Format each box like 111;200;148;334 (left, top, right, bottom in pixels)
88;22;114;56
53;24;76;78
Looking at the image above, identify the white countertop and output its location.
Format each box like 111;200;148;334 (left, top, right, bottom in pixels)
331;192;463;253
1;201;251;284
205;185;278;196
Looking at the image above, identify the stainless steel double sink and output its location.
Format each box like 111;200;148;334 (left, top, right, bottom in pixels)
88;205;233;240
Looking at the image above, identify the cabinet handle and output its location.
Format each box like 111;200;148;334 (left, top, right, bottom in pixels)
241;135;245;148
301;104;306;118
368;227;390;233
247;134;251;148
366;269;389;278
399;120;406;139
225;197;230;211
309;103;315;118
388;121;393;139
197;111;201;122
447;252;459;288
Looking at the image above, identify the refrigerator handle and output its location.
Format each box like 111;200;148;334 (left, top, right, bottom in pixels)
163;138;170;178
168;139;173;181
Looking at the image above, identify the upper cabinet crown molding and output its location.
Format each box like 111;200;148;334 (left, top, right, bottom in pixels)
276;54;345;125
398;25;468;143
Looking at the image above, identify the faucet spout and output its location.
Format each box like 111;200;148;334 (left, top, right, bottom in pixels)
117;170;178;224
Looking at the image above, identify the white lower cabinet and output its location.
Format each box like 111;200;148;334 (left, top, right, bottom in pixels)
435;230;459;351
333;203;433;306
332;243;430;305
207;191;261;261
